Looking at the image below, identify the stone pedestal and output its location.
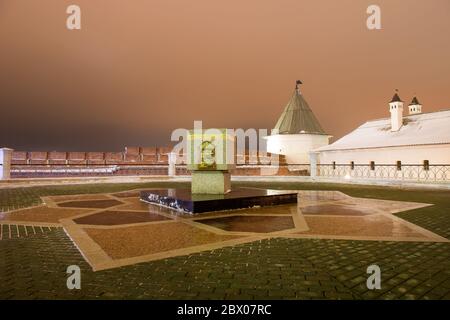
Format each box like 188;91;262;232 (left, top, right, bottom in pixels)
191;171;231;194
0;148;13;180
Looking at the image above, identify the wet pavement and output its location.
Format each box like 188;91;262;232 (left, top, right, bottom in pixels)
1;189;445;271
74;210;171;226
197;215;296;233
1;185;450;300
58;199;123;209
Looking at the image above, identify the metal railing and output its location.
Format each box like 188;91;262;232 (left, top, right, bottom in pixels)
316;164;450;182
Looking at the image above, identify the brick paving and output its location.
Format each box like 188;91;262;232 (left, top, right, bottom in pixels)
0;223;57;240
396;205;450;239
1;227;449;300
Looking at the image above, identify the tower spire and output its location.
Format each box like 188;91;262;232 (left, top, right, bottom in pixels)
295;80;302;94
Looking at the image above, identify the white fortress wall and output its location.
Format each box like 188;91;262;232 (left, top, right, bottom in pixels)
317;143;450;165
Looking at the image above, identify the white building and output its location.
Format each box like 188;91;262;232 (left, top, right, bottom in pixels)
314;92;450;166
265;81;331;164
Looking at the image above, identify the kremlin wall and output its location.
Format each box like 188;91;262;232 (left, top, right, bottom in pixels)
9;147;293;178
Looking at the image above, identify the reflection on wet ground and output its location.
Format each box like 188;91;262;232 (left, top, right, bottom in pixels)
301;215;425;238
197;215;295;233
301;204;377;216
298;190;350;202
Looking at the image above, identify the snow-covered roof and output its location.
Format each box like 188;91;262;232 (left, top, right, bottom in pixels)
315;109;450;152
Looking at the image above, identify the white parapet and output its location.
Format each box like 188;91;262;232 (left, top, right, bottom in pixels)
168;152;177;177
309;151;318;179
0;148;14;180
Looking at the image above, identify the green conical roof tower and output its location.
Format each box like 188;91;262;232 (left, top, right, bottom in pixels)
273;81;326;135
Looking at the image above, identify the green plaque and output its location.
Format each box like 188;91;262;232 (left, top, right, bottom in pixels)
187;129;235;194
187;129;236;171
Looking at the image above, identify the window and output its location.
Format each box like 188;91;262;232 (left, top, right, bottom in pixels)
396;161;401;170
350;161;354;170
332;161;336;170
370;161;375;170
423;160;430;171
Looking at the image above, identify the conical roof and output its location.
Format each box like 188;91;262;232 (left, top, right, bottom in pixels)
410;96;421;105
273;88;326;135
390;93;403;103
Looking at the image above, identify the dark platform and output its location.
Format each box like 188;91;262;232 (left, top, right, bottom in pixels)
140;188;298;214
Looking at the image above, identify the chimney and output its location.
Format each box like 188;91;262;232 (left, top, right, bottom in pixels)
408;96;422;115
389;91;404;132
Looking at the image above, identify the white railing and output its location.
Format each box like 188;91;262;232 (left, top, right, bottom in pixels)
316;164;450;182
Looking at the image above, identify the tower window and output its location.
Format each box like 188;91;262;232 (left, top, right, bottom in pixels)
332;161;336;170
423;160;430;171
396;161;401;170
370;161;375;170
350;161;354;170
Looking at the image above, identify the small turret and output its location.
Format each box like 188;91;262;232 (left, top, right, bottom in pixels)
408;96;422;115
389;90;404;132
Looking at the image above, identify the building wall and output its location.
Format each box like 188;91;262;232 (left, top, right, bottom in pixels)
266;134;330;164
317;144;450;165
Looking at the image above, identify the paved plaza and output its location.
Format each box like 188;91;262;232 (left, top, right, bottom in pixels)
1;182;450;299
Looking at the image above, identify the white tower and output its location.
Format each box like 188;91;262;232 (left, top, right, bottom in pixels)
265;81;331;164
389;91;404;132
408;96;422;115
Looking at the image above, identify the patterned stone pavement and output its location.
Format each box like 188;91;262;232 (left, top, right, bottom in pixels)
27;189;440;271
1;182;450;300
1;229;449;300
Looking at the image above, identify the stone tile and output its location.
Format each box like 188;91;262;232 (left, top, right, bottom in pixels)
0;206;90;223
47;194;111;202
196;215;295;233
114;198;151;211
58;199;123;209
84;222;242;259
74;210;171;226
301;204;378;216
299;215;427;239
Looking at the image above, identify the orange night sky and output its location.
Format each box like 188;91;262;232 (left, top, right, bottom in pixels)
0;0;449;151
